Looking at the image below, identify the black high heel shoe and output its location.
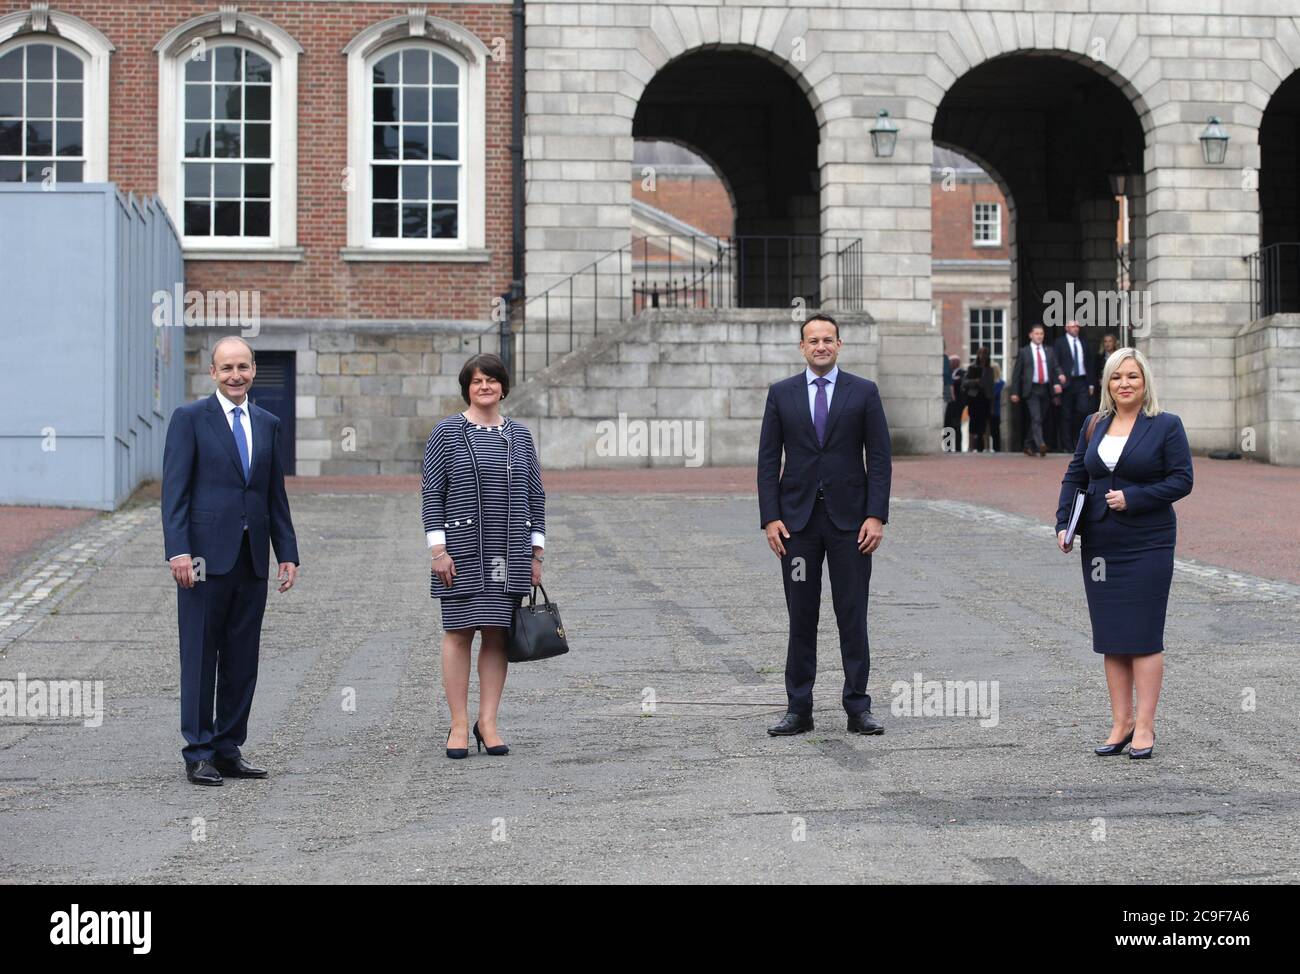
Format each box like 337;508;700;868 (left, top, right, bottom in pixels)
1094;728;1135;756
445;728;468;760
1129;733;1155;760
473;721;509;756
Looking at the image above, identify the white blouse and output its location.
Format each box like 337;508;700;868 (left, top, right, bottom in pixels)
1098;433;1128;471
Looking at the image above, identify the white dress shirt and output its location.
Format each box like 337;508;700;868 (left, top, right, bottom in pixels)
216;388;254;462
805;364;838;417
1067;334;1084;377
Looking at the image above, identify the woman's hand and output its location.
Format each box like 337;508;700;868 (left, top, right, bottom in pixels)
1105;489;1127;512
1057;530;1073;554
531;554;543;586
432;546;455;587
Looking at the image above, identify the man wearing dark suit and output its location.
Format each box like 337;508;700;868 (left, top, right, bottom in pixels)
1010;323;1063;457
757;314;892;737
162;336;299;786
1053;319;1094;454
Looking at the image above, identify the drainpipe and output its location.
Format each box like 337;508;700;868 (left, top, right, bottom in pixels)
505;0;526;379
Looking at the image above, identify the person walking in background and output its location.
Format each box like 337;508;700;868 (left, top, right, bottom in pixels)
162;336;299;787
1010;324;1062;457
758;313;892;738
1094;333;1119;411
943;353;966;453
1054;319;1094;453
989;363;1005;452
963;346;995;452
422;353;546;759
1056;347;1192;761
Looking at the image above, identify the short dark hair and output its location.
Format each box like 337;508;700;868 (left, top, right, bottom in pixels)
800;313;839;341
459;353;510;404
1028;323;1045;334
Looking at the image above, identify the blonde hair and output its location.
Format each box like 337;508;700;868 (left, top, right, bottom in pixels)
1098;347;1160;417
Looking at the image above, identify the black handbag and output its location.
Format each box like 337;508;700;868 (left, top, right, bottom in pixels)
507;584;570;663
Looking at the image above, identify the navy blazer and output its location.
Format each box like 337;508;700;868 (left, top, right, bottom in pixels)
161;394;299;578
1055;411;1193;532
757;369;892;533
1053;335;1093;383
421;415;546;598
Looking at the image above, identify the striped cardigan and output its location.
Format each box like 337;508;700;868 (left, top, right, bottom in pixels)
421;415;546;598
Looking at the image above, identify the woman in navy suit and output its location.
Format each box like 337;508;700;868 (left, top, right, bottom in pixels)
1055;348;1192;760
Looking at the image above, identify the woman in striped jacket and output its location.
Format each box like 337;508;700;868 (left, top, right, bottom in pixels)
421;353;545;759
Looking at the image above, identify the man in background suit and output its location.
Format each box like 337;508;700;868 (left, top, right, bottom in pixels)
1010;323;1063;457
162;336;299;786
757;314;892;737
1053;319;1094;452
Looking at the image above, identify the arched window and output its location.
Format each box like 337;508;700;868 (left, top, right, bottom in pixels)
368;43;464;242
0;6;112;184
343;12;488;260
155;11;301;258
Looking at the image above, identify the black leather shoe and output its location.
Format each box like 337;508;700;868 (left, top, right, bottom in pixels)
185;760;223;786
446;729;468;759
1129;733;1155;760
847;711;884;735
767;712;814;736
212;756;267;778
1094;728;1134;756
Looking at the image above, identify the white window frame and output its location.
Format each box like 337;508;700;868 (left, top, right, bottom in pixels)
0;5;112;182
342;11;488;262
155;10;301;260
968;306;1007;375
973;201;1001;247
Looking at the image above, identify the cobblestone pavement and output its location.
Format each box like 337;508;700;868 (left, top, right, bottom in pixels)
0;486;1297;883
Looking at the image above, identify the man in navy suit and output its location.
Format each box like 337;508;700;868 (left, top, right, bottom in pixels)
1053;319;1094;454
1010;323;1063;457
757;314;892;737
162;336;299;786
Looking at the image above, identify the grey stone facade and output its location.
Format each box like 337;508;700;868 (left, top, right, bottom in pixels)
523;0;1300;463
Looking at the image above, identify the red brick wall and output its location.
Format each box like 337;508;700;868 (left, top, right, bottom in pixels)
4;1;514;320
931;178;1009;261
632;173;734;238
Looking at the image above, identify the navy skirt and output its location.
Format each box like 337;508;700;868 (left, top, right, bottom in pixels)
1079;514;1174;655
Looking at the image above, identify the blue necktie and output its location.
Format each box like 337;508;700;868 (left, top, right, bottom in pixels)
231;405;250;481
813;377;829;446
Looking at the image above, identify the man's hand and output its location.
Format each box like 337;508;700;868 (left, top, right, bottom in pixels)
764;519;790;557
858;517;884;555
1105;489;1127;512
170;555;195;589
1052;383;1063;395
1088;386;1095;397
1010;394;1020;404
1058;374;1067;386
277;562;297;593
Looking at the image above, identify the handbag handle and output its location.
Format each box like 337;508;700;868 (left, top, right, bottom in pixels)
527;583;551;608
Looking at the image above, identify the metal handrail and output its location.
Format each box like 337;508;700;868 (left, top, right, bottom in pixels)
1245;242;1300;319
474;234;865;383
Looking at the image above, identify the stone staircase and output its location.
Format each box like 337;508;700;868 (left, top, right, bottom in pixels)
504;309;881;469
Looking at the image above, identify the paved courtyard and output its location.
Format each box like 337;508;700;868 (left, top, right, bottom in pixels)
1;478;1297;884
